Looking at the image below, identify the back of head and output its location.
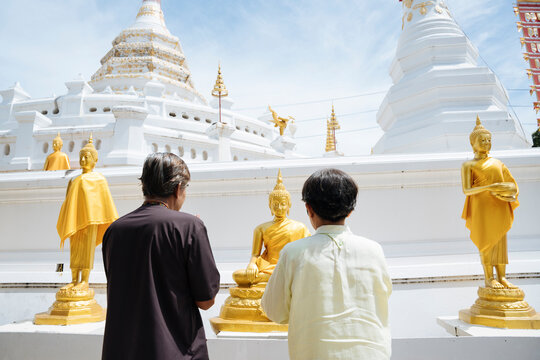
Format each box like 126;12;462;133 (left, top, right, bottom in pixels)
140;153;190;198
302;168;358;222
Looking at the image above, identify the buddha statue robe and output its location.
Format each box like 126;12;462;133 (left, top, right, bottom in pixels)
254;218;310;277
44;151;71;171
462;157;519;262
57;172;118;269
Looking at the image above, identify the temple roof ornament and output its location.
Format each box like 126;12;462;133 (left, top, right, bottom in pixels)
212;64;229;98
89;0;206;104
325;105;340;153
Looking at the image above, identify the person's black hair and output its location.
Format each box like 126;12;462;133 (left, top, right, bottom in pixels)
301;168;358;222
139;152;190;198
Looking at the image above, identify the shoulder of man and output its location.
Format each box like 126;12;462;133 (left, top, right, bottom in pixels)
281;233;319;256
347;234;386;256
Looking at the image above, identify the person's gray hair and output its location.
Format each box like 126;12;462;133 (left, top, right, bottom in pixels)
139;153;190;198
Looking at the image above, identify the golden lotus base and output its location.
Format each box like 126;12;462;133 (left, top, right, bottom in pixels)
459;286;540;329
211;285;287;334
210;317;287;333
34;286;105;325
459;309;540;329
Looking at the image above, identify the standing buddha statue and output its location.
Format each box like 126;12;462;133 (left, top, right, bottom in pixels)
459;116;540;329
210;170;310;333
43;133;71;170
35;135;119;325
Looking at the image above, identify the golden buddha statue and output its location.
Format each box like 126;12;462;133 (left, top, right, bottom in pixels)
459;116;540;329
43;133;71;170
35;135;119;325
210;170;310;333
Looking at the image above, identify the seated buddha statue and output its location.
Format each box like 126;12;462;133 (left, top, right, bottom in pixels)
43;133;71;171
233;170;310;287
210;170;310;332
461;116;518;289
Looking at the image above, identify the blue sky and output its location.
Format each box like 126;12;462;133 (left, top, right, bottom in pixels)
0;0;535;156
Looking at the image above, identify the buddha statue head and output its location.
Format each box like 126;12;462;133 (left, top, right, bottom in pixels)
52;133;63;152
269;170;291;219
79;134;98;173
469;116;492;154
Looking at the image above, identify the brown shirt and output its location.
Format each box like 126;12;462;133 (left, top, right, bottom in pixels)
101;204;220;360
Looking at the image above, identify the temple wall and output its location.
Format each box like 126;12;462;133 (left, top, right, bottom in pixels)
1;149;539;259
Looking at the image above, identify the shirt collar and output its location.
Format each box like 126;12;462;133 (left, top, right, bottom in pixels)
315;224;350;235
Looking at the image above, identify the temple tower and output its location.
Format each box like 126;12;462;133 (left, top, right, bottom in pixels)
515;1;540;128
373;0;530;154
90;0;206;104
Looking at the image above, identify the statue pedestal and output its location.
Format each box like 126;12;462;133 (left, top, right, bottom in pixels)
459;287;540;329
34;287;105;325
210;286;288;333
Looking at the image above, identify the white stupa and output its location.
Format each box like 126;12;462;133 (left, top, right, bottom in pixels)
373;0;531;154
0;0;297;171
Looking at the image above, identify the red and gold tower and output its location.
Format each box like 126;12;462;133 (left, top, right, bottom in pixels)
515;1;540;112
516;1;540;144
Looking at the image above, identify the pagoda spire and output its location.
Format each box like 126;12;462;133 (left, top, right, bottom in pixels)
325;104;340;152
212;64;229;123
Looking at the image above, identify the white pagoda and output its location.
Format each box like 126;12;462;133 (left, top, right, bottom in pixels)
373;0;531;154
0;0;297;171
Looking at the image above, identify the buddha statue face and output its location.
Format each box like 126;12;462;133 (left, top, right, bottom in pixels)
79;150;96;173
472;133;491;154
52;138;63;152
269;194;291;219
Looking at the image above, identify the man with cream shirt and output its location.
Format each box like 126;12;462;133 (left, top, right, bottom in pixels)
262;168;392;360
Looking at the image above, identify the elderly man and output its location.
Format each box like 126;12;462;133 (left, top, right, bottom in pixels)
101;153;220;360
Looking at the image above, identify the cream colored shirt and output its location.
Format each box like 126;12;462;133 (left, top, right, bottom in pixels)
261;225;392;360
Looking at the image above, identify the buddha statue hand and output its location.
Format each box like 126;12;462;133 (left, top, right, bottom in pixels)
490;182;517;202
246;263;259;283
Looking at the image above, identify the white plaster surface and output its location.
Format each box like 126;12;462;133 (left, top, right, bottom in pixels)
373;0;530;154
1;320;540;360
437;316;540;337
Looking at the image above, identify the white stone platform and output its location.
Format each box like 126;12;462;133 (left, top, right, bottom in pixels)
438;316;540;337
2;320;540;360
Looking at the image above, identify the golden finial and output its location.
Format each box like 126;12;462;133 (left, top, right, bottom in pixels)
469;115;491;145
54;132;62;142
212;63;228;98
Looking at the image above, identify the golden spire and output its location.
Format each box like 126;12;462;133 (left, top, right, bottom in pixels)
325;104;340;152
212;64;229;98
54;132;62;142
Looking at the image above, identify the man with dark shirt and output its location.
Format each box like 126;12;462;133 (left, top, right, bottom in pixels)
102;153;220;360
